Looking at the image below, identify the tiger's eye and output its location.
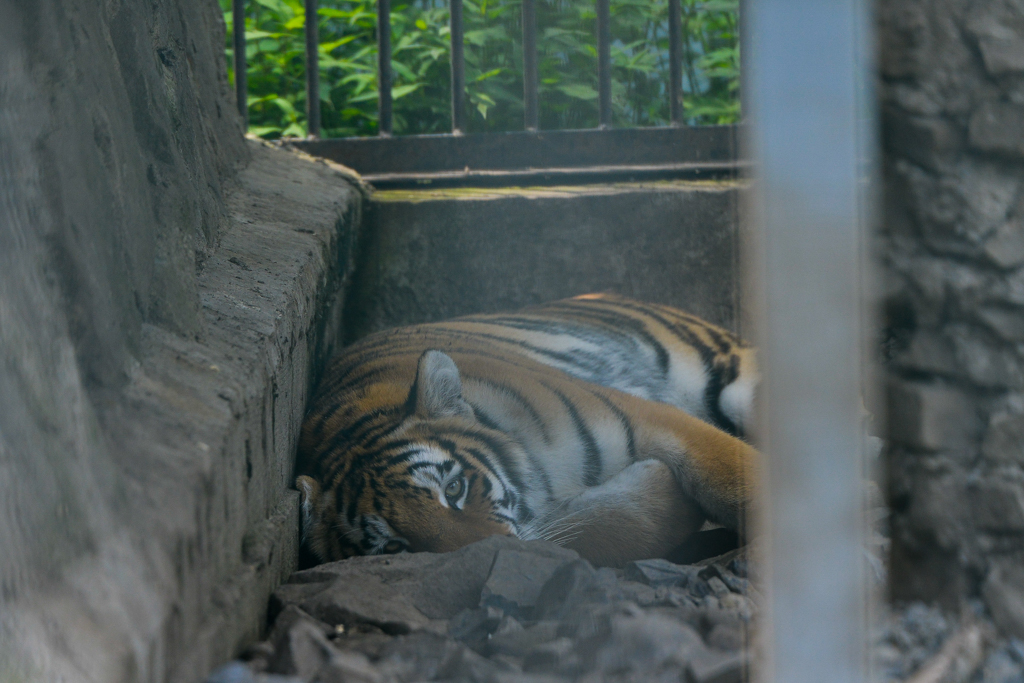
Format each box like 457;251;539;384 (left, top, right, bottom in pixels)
383;539;405;554
445;478;464;501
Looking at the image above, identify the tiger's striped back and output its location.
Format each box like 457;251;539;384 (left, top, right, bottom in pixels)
296;293;758;565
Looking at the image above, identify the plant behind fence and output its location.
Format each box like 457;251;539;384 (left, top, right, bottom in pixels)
220;0;738;138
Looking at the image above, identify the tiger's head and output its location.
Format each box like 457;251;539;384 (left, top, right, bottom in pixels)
296;350;528;563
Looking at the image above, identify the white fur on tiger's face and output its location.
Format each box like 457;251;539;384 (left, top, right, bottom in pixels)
296;293;760;568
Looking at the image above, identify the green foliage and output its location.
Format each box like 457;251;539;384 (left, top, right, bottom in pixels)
220;0;738;138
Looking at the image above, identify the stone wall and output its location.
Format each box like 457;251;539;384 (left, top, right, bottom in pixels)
0;1;362;681
878;0;1024;633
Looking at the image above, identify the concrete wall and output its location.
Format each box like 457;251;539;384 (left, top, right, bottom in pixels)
0;1;362;680
345;181;745;342
878;0;1024;630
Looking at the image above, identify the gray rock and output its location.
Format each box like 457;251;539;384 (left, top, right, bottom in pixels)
489;621;560;658
980;643;1024;683
276;536;568;636
979;38;1024;75
579;607;708;679
688;651;747;683
984;220;1024;269
977;308;1024;344
623;558;704;589
534;560;620;622
971;480;1024;532
522;637;581;677
887;380;980;451
983;411;1024;463
480;549;575;618
448;606;505;648
985;560;1024;640
970;102;1024;159
373;632;467;682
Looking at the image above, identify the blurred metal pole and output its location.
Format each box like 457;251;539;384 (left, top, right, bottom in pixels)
743;0;874;681
305;0;320;138
233;0;247;127
377;0;393;136
596;0;611;128
667;0;682;125
450;0;466;133
522;0;539;131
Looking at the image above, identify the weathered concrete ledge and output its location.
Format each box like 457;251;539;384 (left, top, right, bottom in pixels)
345;180;747;342
2;140;363;683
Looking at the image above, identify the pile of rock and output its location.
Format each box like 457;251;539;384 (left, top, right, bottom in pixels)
207;535;754;683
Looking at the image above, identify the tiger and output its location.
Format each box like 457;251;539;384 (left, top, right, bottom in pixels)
295;293;759;568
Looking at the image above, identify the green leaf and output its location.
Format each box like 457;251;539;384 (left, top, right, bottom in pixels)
555;84;598;100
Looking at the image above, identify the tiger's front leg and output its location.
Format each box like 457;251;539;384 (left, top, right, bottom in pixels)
546;460;706;568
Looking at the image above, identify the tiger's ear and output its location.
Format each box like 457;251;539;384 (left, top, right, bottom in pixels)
411;350;475;420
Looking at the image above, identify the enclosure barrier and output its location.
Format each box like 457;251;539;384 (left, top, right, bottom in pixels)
744;0;873;681
230;0;688;138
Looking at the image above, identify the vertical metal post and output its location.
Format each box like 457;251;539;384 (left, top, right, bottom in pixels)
450;0;466;133
744;0;874;682
596;0;611;128
233;0;248;127
522;0;539;131
377;0;393;136
668;0;682;125
305;0;321;138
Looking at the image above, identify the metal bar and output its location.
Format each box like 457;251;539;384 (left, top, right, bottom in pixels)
305;0;320;138
522;0;539;131
290;124;739;174
232;0;247;127
668;0;682;125
450;0;466;133
596;0;611;128
377;0;393;136
743;0;874;681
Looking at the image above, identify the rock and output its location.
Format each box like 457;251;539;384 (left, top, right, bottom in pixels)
204;662;305;683
982;411;1024;463
623;558;704;589
489;621;560;658
448;605;505;648
534;560;620;622
971;481;1024;532
706;623;745;651
481;549;575;618
979;38;1024;75
970;102;1024;159
980;642;1024;683
265;607;335;675
373;632;466;682
279;620;382;682
977;308;1024;344
887;380;980;451
985;560;1024;639
984;220;1024;269
706;577;731;598
688;651;746;683
205;663;260;683
579;607;708;679
522;637;581;677
275;536;566;636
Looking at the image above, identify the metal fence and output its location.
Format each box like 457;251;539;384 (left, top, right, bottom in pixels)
230;0;690;139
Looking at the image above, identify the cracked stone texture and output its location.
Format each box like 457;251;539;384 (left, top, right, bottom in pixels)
878;0;1024;612
210;536;755;683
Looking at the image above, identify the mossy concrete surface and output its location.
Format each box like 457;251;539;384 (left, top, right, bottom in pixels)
345;180;747;342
